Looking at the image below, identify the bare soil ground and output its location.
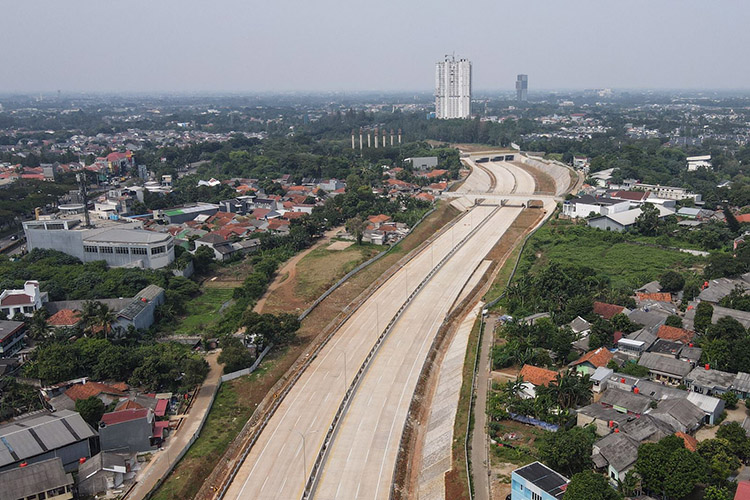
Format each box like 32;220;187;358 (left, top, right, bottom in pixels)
327;240;354;250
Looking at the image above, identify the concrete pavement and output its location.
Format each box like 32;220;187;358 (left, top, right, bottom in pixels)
470;315;496;500
313;207;522;500
222;207;498;500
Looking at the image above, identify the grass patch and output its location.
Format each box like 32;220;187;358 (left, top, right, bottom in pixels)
174;288;235;335
152;373;259;500
518;218;703;288
488;419;547;467
294;244;381;301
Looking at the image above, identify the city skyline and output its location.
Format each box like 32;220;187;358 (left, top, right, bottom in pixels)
2;1;750;93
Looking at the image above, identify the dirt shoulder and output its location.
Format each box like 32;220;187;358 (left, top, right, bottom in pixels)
510;161;556;195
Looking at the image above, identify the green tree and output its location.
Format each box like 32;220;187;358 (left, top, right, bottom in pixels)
665;315;684;328
27;308;51;340
716;421;749;458
725;209;741;234
660;271;686;293
694;301;714;333
635;203;659;236
538;426;596;477
75;396;105;428
564;471;622;500
718;391;739;410
663;447;706;499
218;338;255;373
704;485;732;500
345;216;367;245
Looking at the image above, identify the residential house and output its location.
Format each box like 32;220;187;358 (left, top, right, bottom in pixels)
591;367;613;393
517;364;559;399
593;301;627;320
510;461;568;500
569;316;591;336
99;408;157;453
592;432;640;485
0;410;98;472
587;206;675;232
685;366;736;396
675;431;699;452
686;392;725;425
0;457;74;500
648;398;704;433
636;281;662;295
627;309;667;331
113;284;166;333
698;275;750;304
577;403;631;435
679;346;703;367
562;195;630;219
599;387;652;415
77;451;131;497
570;347;613;375
51;381;127;411
0;320;26;358
0;280;47;318
407;156;438;171
618;414;676;443
637;352;692;384
46;309;81;332
733;372;750;399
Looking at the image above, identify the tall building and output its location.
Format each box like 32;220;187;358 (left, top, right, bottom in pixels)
435;55;472;119
516;74;528;101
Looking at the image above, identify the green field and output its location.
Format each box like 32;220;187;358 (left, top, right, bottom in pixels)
518;220;703;288
174;288;235;335
294;242;381;301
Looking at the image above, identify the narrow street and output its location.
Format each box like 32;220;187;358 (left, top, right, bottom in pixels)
470;314;496;500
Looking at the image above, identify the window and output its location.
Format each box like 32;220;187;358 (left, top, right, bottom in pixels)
151;245;165;255
532;492;542;500
45;223;64;230
100;246;114;254
132;247;148;255
115;247;129;254
167;241;174;250
84;245;98;253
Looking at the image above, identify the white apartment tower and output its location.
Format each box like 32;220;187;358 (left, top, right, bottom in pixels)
435;55;472;119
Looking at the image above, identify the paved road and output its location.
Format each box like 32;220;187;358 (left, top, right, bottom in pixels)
313;207;522;500
457;159;537;197
126;352;223;500
223;206;499;500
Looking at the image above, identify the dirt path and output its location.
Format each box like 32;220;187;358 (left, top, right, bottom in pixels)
253;226;342;313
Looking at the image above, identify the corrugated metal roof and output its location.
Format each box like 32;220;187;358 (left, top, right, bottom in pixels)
0;410;96;468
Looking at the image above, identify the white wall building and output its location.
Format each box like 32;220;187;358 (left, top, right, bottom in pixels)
435;55;471;119
23;214;174;269
0;281;47;318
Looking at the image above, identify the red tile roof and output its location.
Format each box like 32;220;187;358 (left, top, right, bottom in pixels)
65;382;126;401
612;190;650;202
736;214;750;224
675;431;698;452
251;208;271;220
571;347;614;368
637;292;672;303
368;214;391;224
115;400;144;411
153;420;169;438
47;309;81;327
101;408;150;426
415;193;435;202
736;481;750;500
519;365;559;387
657;325;694;343
593;301;625;320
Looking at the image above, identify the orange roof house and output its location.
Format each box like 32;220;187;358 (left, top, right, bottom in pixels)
47;309;81;328
65;382;126;402
593;301;625;320
656;325;695;344
675;431;698;452
518;364;559;387
637;292;672;303
570;347;614;375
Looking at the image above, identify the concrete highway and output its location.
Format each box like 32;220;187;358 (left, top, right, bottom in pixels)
223;205;502;500
313;207;522;500
457;158;536;196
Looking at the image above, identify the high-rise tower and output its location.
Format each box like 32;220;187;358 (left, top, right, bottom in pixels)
516;74;528;102
435;55;472;119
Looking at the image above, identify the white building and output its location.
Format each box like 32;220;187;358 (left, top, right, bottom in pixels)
435;55;471;119
686;155;711;171
23;214;174;269
0;281;47;318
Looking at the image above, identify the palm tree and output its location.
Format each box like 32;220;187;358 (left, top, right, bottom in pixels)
95;305;118;340
28;308;51;340
79;301;101;336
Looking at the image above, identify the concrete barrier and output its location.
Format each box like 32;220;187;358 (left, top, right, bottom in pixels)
519;155;574;196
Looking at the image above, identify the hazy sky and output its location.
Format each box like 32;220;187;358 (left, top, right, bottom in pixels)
2;0;749;93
